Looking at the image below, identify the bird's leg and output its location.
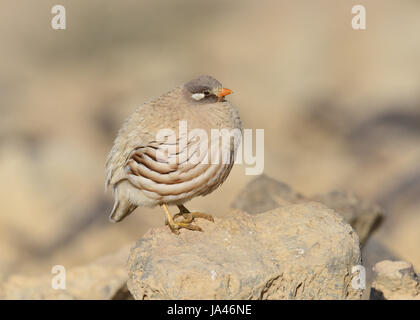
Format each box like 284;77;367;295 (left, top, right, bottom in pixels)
174;204;215;223
161;204;202;235
172;204;193;223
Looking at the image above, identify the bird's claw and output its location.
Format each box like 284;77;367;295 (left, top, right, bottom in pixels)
173;212;214;223
162;204;213;235
167;219;203;235
169;212;213;234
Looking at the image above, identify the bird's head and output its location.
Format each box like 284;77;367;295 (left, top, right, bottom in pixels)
184;75;233;103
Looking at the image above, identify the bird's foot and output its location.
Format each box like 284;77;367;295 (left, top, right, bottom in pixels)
174;204;215;223
162;204;204;235
168;212;214;235
165;218;203;235
161;204;214;235
173;212;214;223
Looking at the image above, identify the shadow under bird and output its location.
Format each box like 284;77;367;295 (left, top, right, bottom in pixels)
106;75;242;234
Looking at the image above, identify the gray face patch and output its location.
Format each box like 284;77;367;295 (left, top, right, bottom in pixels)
184;75;222;94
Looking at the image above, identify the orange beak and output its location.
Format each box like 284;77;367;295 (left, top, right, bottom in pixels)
216;87;233;98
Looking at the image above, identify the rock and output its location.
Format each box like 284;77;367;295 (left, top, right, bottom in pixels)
370;260;420;300
0;246;130;300
231;174;305;213
310;191;383;245
361;238;400;299
231;175;383;246
127;203;362;300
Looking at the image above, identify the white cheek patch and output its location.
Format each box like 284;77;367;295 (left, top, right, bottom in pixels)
192;93;205;101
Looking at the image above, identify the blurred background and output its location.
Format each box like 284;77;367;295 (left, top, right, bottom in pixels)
1;0;420;280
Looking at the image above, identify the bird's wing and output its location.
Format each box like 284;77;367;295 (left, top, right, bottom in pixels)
125;133;226;201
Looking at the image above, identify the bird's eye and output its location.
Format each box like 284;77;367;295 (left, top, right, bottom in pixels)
203;90;211;96
192;93;205;101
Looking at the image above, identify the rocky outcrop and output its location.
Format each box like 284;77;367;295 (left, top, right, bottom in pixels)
127;203;362;300
231;175;383;246
1;176;385;300
310;191;383;245
361;238;400;299
231;175;305;213
370;260;420;300
0;247;130;300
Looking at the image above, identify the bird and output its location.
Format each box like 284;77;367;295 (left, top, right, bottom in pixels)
105;75;242;234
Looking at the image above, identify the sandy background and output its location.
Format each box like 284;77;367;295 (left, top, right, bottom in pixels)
1;0;420;278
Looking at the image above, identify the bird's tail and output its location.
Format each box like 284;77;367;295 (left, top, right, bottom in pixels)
109;184;137;223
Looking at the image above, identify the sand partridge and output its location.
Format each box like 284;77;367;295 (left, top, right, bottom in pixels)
106;75;242;234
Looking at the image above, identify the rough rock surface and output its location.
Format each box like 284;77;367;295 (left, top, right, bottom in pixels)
231;175;305;213
232;175;383;245
127;203;362;300
310;191;383;245
370;260;420;300
361;238;400;299
0;246;130;300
